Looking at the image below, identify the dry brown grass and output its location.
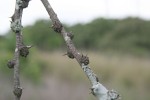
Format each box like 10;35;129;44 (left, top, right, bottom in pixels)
1;50;150;100
34;50;150;100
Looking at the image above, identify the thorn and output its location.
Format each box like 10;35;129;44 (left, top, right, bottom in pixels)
10;20;12;23
10;14;15;22
26;45;33;49
62;53;67;56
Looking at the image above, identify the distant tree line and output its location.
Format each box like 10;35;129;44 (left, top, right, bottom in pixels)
1;17;150;55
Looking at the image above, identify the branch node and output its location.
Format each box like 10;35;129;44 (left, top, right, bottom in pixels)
7;59;16;69
67;32;74;40
17;0;30;8
51;21;63;33
19;44;31;57
80;54;89;65
11;19;22;33
67;50;74;59
63;50;75;59
13;87;23;98
107;90;121;100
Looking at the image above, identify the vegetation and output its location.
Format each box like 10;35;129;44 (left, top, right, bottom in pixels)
0;17;150;100
2;17;150;54
0;51;150;100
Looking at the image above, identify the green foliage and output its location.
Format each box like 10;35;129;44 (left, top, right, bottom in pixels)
1;17;150;82
71;17;150;56
1;17;150;100
3;17;150;55
19;48;50;83
22;19;64;50
70;18;117;49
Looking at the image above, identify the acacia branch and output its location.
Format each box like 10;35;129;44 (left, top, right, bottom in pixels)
41;0;120;100
8;0;31;100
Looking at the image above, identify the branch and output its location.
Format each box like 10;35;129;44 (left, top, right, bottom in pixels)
40;0;120;100
8;0;31;100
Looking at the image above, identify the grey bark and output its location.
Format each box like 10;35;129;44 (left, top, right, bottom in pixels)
9;0;31;100
40;0;120;100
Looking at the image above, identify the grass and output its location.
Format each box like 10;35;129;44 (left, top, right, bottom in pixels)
1;49;150;100
31;50;150;100
46;51;150;99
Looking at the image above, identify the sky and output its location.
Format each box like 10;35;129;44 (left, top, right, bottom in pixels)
0;0;150;35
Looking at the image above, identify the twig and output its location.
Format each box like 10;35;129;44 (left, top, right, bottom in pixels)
9;0;31;100
40;0;120;100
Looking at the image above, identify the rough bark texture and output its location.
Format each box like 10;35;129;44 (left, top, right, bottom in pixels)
8;0;120;100
40;0;120;100
9;0;31;100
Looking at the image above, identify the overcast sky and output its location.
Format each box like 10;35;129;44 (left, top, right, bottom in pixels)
0;0;150;35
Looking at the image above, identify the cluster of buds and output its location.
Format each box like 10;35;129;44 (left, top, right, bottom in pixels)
19;45;32;57
7;45;32;69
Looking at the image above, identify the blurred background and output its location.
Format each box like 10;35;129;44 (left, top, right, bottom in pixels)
0;0;150;100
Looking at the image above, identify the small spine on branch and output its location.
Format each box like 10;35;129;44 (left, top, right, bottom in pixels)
63;49;74;59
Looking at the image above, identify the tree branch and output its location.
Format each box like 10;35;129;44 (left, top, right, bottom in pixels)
8;0;31;100
40;0;120;100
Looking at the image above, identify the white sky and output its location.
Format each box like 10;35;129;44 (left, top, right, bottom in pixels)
0;0;150;35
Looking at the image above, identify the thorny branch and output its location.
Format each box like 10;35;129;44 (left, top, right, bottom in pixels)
41;0;120;100
8;0;31;100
